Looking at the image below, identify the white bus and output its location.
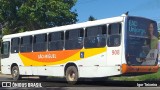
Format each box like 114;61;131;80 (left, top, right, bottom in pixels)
158;40;160;65
1;14;159;84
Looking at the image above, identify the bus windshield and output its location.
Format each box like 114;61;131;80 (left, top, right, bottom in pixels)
126;16;158;66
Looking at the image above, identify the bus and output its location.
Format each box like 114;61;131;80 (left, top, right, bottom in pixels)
1;14;159;84
158;40;160;65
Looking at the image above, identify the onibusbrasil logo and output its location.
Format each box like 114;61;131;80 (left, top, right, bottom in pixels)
1;82;42;88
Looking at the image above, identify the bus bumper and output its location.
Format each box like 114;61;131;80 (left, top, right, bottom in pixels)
121;64;159;74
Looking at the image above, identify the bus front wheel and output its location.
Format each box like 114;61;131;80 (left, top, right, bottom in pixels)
65;66;78;85
11;66;21;80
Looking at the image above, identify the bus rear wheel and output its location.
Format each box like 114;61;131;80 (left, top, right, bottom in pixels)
11;66;21;80
65;66;78;85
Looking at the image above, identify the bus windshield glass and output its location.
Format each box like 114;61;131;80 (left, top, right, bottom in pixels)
126;16;158;66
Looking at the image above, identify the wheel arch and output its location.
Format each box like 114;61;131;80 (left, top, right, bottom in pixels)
10;63;18;73
64;62;78;76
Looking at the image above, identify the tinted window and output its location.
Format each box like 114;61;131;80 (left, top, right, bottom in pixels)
20;36;32;52
108;23;121;35
48;31;64;51
1;41;10;58
107;23;121;47
11;38;20;53
33;34;47;52
84;25;106;48
65;28;84;50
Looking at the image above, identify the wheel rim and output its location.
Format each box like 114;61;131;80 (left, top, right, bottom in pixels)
68;71;76;81
12;69;18;79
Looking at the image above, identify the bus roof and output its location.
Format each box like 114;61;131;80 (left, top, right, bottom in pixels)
3;15;126;39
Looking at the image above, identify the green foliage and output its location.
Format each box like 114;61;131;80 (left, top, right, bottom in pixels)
0;0;78;35
88;15;96;21
110;69;160;81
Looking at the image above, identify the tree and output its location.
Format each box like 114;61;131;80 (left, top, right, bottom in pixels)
0;0;78;35
88;15;96;21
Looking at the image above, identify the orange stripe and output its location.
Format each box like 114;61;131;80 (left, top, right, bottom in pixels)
20;49;81;62
19;48;106;66
122;64;159;74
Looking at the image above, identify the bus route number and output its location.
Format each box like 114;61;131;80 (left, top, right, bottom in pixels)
112;50;120;55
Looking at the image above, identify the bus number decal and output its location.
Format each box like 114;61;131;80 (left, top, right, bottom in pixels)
112;50;120;55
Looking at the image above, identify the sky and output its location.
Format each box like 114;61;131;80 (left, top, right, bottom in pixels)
73;0;160;23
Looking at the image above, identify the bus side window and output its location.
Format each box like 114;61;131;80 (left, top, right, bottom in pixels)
48;31;64;51
107;23;121;47
1;41;10;58
84;25;106;48
33;34;47;52
11;38;20;53
65;28;84;50
20;36;32;52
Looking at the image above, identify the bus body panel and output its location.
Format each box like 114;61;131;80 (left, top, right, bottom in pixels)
78;66;121;78
1;58;11;74
106;46;122;66
1;46;122;77
120;21;127;65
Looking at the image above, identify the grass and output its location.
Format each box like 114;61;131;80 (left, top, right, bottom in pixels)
109;69;160;81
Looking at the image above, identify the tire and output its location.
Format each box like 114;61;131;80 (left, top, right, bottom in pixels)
11;66;21;80
65;66;78;85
